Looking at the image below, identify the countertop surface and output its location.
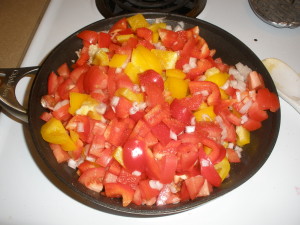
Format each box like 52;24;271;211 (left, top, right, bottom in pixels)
0;0;300;225
0;0;50;68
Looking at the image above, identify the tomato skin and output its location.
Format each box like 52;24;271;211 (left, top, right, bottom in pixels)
189;81;221;106
83;66;108;93
57;63;70;78
109;18;128;34
47;72;59;95
139;70;164;91
185;175;205;200
104;183;134;207
98;32;111;48
77;30;98;44
158;154;177;184
78;167;106;192
123;139;147;173
170;99;193;125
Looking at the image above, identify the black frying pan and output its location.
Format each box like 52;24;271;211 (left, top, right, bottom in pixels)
0;12;280;216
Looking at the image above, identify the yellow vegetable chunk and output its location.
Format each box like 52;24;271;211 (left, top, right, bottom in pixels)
236;125;250;146
124;62;141;84
41;117;77;151
127;13;149;30
165;69;186;79
116;34;135;43
165;77;188;99
131;45;162;74
194;106;216;122
113;146;125;167
214;157;231;181
109;54;128;68
205;72;230;87
69;92;89;115
92;50;109;66
151;49;178;70
116;88;144;103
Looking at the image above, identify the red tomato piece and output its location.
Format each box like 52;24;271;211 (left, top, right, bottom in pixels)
49;143;70;163
226;148;241;163
184;175;205;200
78;167;105;192
242;118;262;131
77;30;98;44
78;160;99;174
83;66;108;94
136;27;153;42
151;122;171;146
117;168;141;190
189;81;221;106
104;183;134;207
57;62;70;78
47;72;59;95
139;70;164;91
66;115;91;143
139;179;160;202
109;18;128;34
158;154;177;184
123;139;147;173
170;99;193;124
199;149;222;187
98;32;111;48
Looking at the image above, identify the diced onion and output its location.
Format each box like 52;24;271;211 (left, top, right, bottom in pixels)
149;180;163;190
185;126;195;133
170;130;178;140
239;100;252;114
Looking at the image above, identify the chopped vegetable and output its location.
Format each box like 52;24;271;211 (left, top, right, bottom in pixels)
40;13;280;207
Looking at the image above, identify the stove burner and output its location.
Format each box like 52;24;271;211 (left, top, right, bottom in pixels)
96;0;207;18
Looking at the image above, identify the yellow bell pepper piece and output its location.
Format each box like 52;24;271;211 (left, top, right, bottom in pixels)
116;34;135;43
109;54;128;68
127;13;149;30
75;96;100;116
70;130;80;143
205;67;220;77
131;45;162;74
194;106;216;122
165;69;186;79
124;62;141;84
164;77;188;99
69;92;89;115
92;50;109;66
115;88;144;103
214;157;231;181
148;23;167;43
113;146;125;167
236;125;250;146
151;49;178;70
205;72;230;87
41;117;77;151
220;89;229;100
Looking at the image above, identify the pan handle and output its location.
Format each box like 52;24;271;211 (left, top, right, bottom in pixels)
0;66;39;123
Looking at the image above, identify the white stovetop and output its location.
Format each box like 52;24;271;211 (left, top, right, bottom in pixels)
1;0;300;224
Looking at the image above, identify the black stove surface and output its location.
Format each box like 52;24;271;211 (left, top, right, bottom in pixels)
96;0;207;18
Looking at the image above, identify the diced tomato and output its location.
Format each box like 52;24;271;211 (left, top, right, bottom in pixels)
98;32;111;48
136;27;153;42
170;99;193;124
242;118;262;131
109;18;128;34
66;115;91;143
189;81;221;106
57;63;70;78
226;148;241;163
78;167;105;192
48;72;59;95
77;30;98;44
199;149;222;187
49;143;70;163
158;154;177;184
185;175;205;200
105;183;134;207
151;122;171;146
256;88;280;112
248;102;268;122
117;168;141;190
139;179;160;202
122;139;146;173
78;160;99;174
83;66;108;94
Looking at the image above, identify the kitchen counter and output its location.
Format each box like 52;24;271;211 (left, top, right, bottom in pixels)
0;0;50;68
0;0;300;225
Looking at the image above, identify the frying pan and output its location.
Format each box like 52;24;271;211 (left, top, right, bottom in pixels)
0;12;280;216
